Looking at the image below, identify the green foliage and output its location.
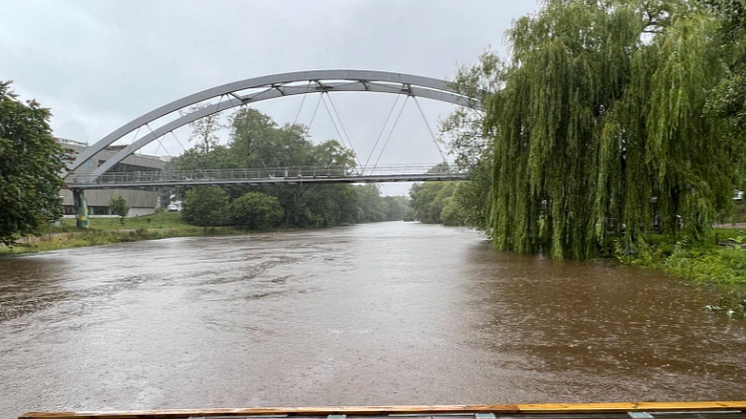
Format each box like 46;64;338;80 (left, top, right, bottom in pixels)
230;192;283;230
383;195;410;221
181;103;227;154
108;195;130;225
90;211;184;230
475;0;746;259
0;81;66;245
664;243;746;286
440;52;503;231
170;107;400;228
451;167;491;230
620;228;746;316
355;184;388;222
409;181;459;224
183;186;229;229
441;198;465;226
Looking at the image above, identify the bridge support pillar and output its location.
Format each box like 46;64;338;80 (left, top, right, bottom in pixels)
73;189;89;229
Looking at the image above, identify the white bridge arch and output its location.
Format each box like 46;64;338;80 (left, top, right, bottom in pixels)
66;69;480;180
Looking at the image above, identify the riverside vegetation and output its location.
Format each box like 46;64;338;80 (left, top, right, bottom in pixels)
0;212;239;256
406;0;746;315
2;106;410;256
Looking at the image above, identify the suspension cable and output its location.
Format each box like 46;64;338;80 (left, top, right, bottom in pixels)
212;95;225;146
292;81;312;127
326;92;356;152
145;123;162;156
307;93;323;129
325;92;363;169
169;131;188;153
372;95;410;171
412;95;447;163
321;93;362;169
145;123;172;158
152;141;163;157
130;125;142;147
362;94;401;174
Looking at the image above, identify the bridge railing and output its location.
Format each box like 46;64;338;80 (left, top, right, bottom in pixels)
66;164;465;186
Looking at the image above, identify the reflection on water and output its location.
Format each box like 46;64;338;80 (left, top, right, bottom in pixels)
1;222;745;415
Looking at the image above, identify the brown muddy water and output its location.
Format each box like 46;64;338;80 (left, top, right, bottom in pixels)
1;222;745;416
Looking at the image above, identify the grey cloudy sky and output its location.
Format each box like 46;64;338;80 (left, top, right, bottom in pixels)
1;0;538;195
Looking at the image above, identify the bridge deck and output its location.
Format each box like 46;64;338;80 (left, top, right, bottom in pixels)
65;165;467;189
19;402;746;419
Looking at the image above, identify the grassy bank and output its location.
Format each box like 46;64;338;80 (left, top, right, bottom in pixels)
631;227;746;318
0;212;244;256
36;211;192;233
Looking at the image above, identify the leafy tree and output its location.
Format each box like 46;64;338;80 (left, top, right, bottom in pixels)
170;107;397;229
441;198;466;226
296;184;360;227
355;184;388;222
0;81;66;245
172;144;235;171
479;0;745;259
181;103;227;154
109;195;130;225
230;191;283;230
183;186;229;231
409;181;458;224
383;196;409;221
440;52;505;231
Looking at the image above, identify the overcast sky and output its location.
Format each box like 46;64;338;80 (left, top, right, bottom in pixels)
1;0;538;195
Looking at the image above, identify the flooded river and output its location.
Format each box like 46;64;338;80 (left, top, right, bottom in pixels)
1;222;745;415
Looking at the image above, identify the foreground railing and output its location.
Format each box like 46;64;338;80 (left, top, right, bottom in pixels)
66;164;466;186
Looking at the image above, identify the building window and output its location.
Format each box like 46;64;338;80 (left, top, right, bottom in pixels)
89;206;111;215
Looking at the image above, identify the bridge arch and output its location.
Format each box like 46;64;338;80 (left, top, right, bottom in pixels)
67;69;481;180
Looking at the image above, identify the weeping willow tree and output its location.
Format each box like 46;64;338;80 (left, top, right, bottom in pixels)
484;0;746;259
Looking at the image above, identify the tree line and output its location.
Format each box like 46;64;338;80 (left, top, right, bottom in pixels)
170;107;410;230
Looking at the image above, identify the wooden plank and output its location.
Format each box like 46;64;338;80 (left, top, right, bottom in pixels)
18;404;520;419
19;402;746;419
517;401;746;413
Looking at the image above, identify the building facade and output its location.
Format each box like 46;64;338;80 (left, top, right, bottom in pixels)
58;138;166;217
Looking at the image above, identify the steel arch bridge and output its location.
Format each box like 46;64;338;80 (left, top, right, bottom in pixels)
65;69;481;183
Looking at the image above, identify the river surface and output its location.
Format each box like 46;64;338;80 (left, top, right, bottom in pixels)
1;222;745;416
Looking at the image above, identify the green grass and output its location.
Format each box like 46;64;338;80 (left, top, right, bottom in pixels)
88;211;189;230
1;212;246;256
38;211;189;233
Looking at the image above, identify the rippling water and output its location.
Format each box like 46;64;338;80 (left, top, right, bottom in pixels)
1;222;745;415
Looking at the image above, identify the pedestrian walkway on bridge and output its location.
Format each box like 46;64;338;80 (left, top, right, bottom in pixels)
65;164;467;189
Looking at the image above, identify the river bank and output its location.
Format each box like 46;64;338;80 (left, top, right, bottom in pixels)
1;212;250;256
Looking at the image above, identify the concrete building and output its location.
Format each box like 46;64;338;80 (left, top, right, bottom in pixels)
58;138;166;217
